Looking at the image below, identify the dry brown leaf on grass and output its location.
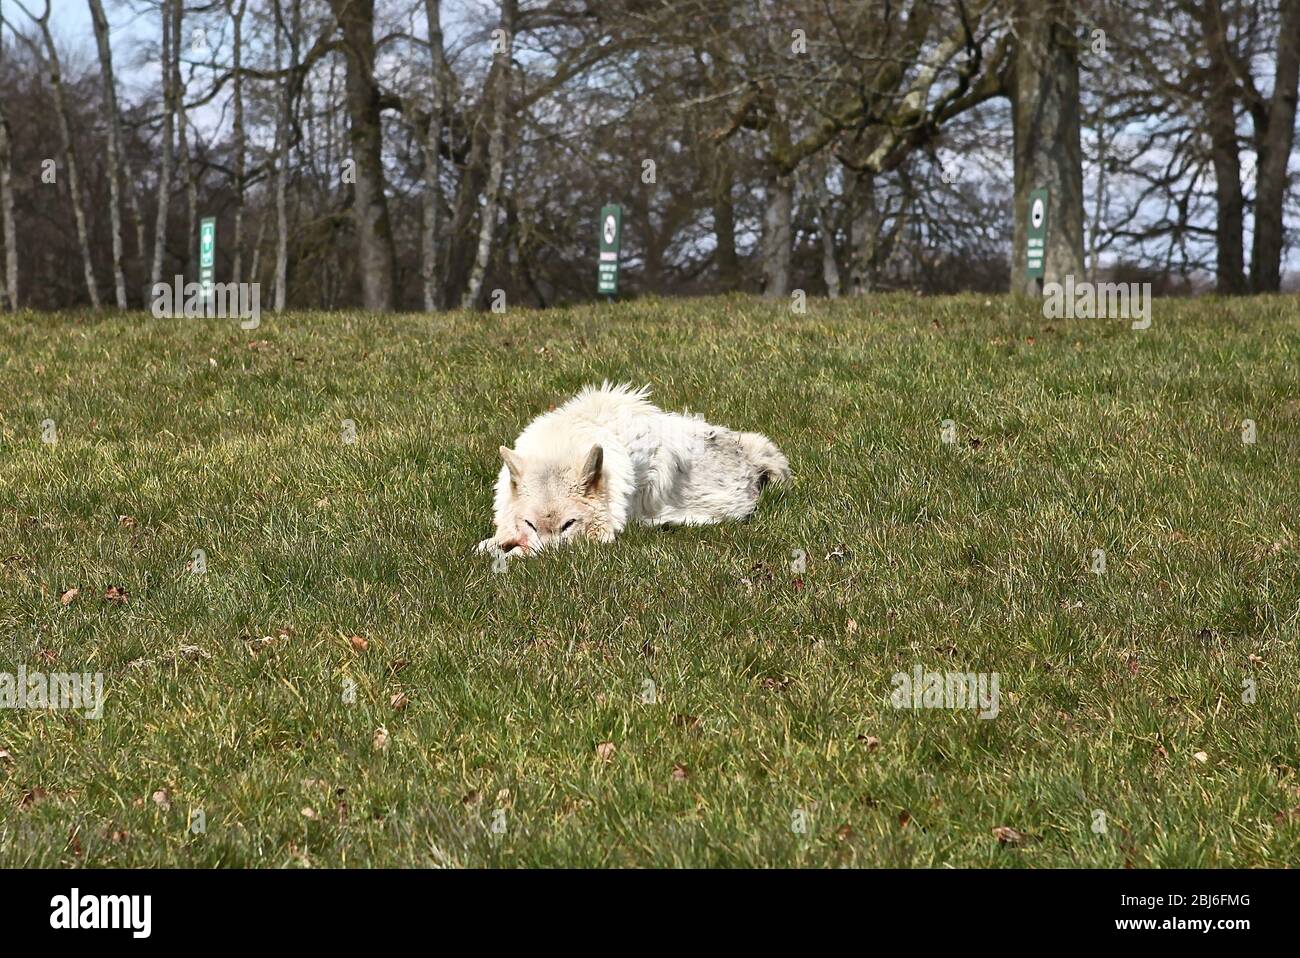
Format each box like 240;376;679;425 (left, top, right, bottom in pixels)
348;634;369;653
117;515;136;529
992;825;1025;845
671;763;688;782
58;587;79;606
373;727;390;751
836;824;854;841
595;741;617;763
104;586;129;604
151;788;171;811
389;691;410;711
857;734;881;750
301;806;319;820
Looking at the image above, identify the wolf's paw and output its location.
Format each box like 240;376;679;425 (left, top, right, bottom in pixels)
477;537;525;558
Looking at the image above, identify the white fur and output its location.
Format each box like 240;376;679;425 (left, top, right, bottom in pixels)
478;382;788;555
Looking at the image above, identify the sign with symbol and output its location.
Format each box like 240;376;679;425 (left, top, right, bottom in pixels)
200;217;216;303
597;204;621;296
1026;189;1048;278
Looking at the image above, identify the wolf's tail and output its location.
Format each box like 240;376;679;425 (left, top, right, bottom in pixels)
739;432;791;486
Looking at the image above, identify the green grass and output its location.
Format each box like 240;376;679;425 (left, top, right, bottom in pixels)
1;293;1299;867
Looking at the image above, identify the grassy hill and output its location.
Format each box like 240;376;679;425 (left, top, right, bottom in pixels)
1;294;1299;866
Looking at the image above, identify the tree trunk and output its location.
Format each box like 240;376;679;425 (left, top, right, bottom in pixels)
712;147;739;288
150;0;175;290
250;212;266;285
446;122;488;300
174;0;197;283
849;170;878;295
121;130;148;295
642;205;665;289
273;0;289;311
760;168;793;298
1088;92;1110;284
88;0;127;308
1199;1;1247;294
811;164;840;298
230;0;246;285
1250;0;1300;293
0;3;17;310
421;0;446;311
462;0;516;310
0;109;14;310
1011;0;1084;296
328;0;396;312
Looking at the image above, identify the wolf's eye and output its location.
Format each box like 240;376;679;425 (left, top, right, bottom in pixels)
560;519;577;533
524;520;538;532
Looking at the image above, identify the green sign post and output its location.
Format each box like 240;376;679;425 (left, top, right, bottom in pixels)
1025;188;1048;279
597;204;621;296
199;217;216;305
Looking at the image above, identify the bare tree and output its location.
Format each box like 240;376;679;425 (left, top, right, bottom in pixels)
327;0;396;311
174;0;197;282
1011;0;1084;294
150;0;175;291
700;1;1011;297
806;159;841;298
1250;0;1300;292
88;0;127;307
463;0;517;310
0;0;17;310
710;145;740;288
17;0;101;308
273;0;290;311
421;0;447;311
1199;0;1247;293
229;0;246;284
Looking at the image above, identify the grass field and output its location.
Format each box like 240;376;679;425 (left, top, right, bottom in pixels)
2;293;1299;867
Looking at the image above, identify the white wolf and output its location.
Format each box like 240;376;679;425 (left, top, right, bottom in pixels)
477;382;789;556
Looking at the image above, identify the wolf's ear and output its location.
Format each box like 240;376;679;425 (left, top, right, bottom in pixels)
579;444;603;493
499;446;525;486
